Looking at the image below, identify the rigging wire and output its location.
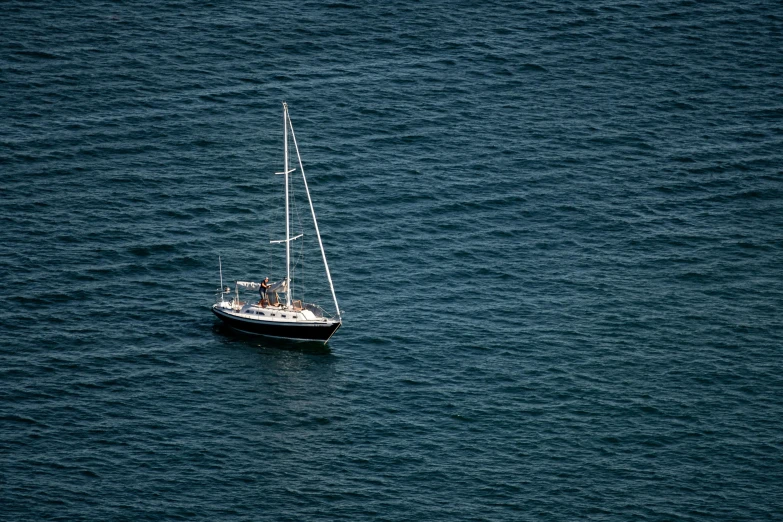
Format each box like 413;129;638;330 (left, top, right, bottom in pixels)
292;166;306;304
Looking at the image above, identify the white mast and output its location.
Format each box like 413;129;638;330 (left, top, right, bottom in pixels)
283;102;292;309
287;111;342;323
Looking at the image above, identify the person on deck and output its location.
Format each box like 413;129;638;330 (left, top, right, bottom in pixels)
259;277;270;305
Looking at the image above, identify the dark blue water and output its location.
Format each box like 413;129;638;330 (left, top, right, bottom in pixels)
2;1;783;520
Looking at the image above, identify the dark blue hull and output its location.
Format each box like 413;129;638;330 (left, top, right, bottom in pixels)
212;308;341;342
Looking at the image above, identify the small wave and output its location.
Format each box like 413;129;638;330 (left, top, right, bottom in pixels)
677;271;710;281
128;243;177;256
198;94;227;103
159;209;190;219
128;246;151;257
671;101;696;110
705;189;776;203
14;50;63;60
484;53;508;64
520;63;548;72
0;414;41;425
358;336;391;345
749;107;783;121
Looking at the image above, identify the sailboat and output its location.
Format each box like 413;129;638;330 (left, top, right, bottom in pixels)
212;102;342;343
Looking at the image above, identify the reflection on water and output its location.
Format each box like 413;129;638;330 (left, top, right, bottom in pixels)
210;322;340;405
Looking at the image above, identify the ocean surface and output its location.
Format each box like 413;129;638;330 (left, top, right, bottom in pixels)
2;1;783;520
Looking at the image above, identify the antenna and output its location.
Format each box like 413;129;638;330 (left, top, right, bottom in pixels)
219;256;224;296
